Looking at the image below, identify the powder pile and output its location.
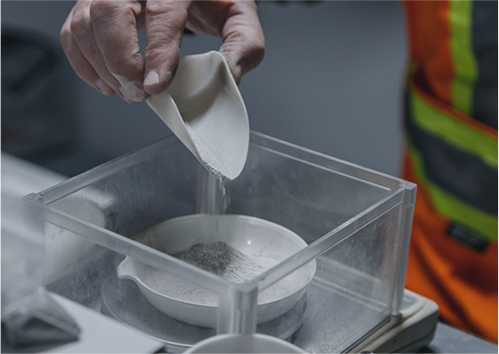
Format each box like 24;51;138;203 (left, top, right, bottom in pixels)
140;241;311;306
177;241;269;283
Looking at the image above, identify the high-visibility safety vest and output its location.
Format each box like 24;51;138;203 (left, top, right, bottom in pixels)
402;0;498;343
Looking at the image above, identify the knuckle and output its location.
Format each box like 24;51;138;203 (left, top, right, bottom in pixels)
70;12;90;38
252;40;266;63
146;0;187;24
106;57;137;78
59;26;72;47
89;0;119;20
146;0;173;15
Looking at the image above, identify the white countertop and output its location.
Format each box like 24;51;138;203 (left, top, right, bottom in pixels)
2;152;67;197
2;153;163;353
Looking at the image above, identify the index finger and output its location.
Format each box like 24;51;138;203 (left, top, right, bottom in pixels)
142;0;192;94
89;0;147;103
219;1;265;84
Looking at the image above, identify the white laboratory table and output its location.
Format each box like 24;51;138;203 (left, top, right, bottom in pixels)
2;152;163;353
1;290;163;354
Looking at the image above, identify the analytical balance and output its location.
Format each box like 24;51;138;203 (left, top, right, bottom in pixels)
24;132;438;353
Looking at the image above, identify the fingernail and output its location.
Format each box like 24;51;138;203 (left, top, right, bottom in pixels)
119;81;147;103
96;79;112;95
144;69;159;87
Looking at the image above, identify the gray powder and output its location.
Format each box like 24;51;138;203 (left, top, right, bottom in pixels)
176;241;268;283
140;242;312;306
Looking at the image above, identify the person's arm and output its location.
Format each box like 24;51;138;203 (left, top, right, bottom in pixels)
60;0;265;103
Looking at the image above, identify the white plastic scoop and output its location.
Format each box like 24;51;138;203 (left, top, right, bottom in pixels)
146;51;249;181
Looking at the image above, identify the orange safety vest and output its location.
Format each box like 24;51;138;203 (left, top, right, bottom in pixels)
402;0;498;343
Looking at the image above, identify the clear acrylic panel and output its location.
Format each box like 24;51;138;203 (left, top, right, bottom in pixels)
27;132;415;352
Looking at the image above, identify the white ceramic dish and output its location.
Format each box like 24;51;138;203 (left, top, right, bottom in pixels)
146;51;249;181
184;333;306;353
117;214;316;328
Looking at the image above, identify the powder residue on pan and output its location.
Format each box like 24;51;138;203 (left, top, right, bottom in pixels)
140;241;308;306
176;241;272;283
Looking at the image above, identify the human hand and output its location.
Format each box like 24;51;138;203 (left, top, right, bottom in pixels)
60;0;265;103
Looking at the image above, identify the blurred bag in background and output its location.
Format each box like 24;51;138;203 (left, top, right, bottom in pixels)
2;28;78;162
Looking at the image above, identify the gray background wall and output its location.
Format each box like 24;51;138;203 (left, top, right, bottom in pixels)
2;1;407;177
